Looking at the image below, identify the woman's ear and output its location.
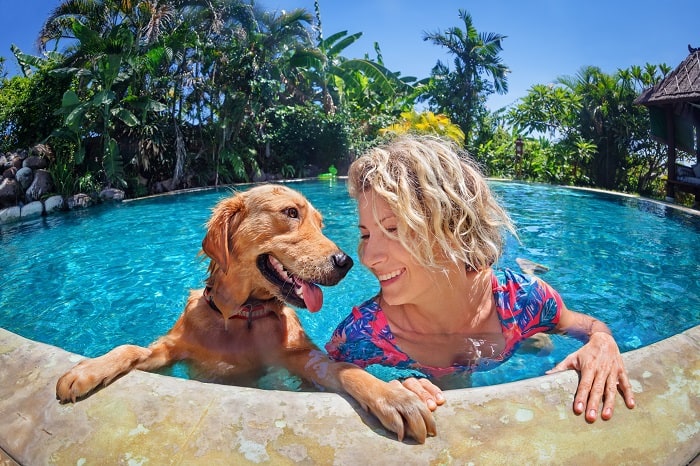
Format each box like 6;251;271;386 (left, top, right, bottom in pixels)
201;194;246;273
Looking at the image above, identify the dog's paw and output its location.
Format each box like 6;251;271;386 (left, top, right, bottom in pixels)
56;362;106;403
365;381;437;444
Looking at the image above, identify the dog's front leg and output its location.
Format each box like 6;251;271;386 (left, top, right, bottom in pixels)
288;349;436;443
56;340;177;403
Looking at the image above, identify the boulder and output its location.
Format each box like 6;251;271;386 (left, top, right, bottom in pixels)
0;206;20;224
22;156;49;170
8;152;24;169
25;169;53;202
0;178;21;208
44;195;64;213
99;188;125;201
3;166;17;179
20;201;44;219
152;178;174;194
16;167;34;190
66;193;93;209
29;143;53;158
252;170;268;182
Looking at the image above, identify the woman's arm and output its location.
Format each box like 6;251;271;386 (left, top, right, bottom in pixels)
548;304;636;421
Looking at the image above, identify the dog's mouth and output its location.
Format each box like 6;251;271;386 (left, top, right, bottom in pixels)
257;254;324;312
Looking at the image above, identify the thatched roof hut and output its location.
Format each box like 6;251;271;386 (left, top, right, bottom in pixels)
635;45;700;203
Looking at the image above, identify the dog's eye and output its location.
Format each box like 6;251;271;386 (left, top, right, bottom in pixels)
284;207;299;219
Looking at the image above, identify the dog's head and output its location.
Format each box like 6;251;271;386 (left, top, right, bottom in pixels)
202;184;353;315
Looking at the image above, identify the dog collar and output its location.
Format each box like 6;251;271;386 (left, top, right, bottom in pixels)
203;287;275;329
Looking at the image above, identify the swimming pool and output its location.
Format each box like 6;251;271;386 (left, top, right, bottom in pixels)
1;180;698;388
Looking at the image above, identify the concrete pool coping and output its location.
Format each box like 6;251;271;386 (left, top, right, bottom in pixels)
0;326;698;465
1;184;699;464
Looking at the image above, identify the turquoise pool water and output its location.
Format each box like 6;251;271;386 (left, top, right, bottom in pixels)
1;180;699;388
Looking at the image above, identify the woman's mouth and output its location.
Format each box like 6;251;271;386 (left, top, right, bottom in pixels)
377;268;404;283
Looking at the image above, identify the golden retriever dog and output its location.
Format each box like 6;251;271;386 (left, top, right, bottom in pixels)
56;184;434;442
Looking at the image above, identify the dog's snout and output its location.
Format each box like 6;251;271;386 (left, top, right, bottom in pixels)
332;252;353;273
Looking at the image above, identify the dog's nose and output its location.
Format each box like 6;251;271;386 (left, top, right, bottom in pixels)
332;252;353;272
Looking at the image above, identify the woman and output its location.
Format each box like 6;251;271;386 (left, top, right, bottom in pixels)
326;134;635;422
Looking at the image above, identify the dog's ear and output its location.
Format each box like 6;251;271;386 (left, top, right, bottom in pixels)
202;194;246;273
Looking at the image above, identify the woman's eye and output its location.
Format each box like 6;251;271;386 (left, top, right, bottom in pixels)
284;207;299;218
359;234;369;240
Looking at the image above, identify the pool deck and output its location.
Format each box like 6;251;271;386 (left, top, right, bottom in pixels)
0;326;698;465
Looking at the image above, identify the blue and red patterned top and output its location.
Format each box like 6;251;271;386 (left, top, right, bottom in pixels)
325;269;562;378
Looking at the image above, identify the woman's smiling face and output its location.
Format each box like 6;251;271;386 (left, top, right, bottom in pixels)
357;190;435;307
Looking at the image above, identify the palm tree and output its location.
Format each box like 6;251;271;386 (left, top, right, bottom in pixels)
38;0;176;53
40;0;179;189
557;66;639;188
288;0;414;116
422;9;509;147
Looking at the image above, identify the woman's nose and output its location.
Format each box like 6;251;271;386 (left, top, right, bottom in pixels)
361;237;386;268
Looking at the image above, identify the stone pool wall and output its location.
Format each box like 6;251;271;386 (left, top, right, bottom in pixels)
0;325;698;465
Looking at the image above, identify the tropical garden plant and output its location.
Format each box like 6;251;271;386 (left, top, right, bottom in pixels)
0;1;680;204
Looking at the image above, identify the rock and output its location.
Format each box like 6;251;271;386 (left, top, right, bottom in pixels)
252;170;268;182
20;201;44;219
29;143;53;158
66;193;93;209
22;156;48;170
8;149;27;158
44;195;64;213
25;169;53;202
8;152;24;169
99;188;125;201
152;179;174;194
16;167;34;190
0;155;9;169
0;178;21;208
3;166;17;179
303;164;321;177
0;206;20;223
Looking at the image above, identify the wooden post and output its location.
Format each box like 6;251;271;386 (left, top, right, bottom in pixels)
665;106;677;201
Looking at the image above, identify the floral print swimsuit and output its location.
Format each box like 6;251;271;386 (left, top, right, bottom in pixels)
325;269;563;378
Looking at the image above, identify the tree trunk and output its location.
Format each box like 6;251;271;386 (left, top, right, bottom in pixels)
172;119;186;189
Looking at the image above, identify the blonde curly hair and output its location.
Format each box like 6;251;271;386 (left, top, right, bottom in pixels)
348;134;516;271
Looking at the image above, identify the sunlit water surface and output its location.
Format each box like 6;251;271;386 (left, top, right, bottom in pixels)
1;180;698;388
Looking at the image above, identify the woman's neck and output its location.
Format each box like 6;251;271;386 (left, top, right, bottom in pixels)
382;267;505;368
383;267;496;336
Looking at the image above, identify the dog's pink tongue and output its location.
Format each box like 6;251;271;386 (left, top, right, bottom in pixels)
302;281;323;312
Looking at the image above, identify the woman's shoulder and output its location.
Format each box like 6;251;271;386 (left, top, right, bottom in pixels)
497;266;532;281
493;266;562;329
492;267;537;291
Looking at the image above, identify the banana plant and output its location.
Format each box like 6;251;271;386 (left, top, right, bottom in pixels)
51;21;147;187
289;30;412;115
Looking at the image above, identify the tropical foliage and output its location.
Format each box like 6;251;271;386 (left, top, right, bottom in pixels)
420;9;509;152
380;110;465;146
506;64;672;194
0;1;680;203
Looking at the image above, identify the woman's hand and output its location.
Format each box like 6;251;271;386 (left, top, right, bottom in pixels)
547;332;635;422
398;377;446;411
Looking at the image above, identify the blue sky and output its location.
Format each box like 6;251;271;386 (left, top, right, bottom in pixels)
2;1;698;110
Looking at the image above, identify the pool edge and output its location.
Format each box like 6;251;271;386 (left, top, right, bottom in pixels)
0;326;698;465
